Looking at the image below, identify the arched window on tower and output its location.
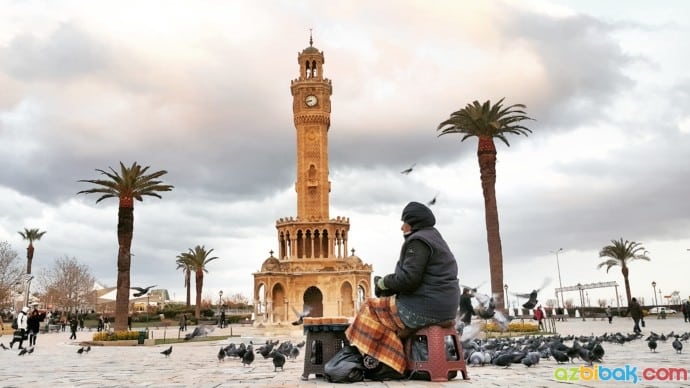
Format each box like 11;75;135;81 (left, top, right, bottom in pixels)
311;60;318;78
305;61;312;79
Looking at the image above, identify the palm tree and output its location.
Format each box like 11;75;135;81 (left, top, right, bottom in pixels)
78;161;173;331
176;245;219;318
175;257;192;307
597;238;650;305
17;228;47;274
438;98;533;310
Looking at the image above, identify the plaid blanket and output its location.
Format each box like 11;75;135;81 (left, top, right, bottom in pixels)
345;296;407;374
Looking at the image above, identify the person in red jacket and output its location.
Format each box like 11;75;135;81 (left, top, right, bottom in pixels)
534;305;545;330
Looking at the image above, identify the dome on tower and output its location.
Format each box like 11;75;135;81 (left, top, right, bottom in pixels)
345;252;363;268
302;45;320;54
261;254;281;272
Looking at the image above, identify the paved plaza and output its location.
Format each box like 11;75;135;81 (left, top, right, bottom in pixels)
1;315;689;387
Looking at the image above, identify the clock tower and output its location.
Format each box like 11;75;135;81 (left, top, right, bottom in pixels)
290;34;333;221
252;36;372;324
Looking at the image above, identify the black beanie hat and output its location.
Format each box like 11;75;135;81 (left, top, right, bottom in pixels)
401;201;436;229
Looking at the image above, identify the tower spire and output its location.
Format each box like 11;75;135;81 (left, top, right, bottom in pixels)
309;28;313;47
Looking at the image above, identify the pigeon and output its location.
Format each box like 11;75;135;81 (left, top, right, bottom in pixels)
492;353;512;368
242;345;255;367
84;345;91;353
269;349;287;371
512;278;551;309
672;336;682;354
289;346;300;360
469;288;510;331
217;347;226;362
550;347;570;364
400;163;416;175
291;306;311;326
131;285;158;297
0;343;8;350
77;347;84;354
427;192;439;206
161;346;173;357
647;338;657;353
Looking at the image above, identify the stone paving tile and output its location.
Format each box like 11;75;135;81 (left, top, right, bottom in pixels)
1;317;690;387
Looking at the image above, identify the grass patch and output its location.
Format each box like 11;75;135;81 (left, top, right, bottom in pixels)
154;334;237;345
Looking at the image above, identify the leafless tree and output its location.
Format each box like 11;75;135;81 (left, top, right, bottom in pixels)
0;241;24;308
37;256;95;312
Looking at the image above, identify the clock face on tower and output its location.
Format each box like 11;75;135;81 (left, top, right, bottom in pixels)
305;95;318;107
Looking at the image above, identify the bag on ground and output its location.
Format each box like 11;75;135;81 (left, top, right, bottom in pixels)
324;345;366;383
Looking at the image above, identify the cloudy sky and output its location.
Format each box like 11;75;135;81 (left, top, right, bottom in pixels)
1;0;689;311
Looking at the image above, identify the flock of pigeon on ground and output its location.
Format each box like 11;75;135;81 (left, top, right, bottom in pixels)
155;335;306;372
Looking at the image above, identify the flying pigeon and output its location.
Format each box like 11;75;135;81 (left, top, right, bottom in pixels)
77;347;84;354
131;285;158;297
512;278;551;310
291;306;311;326
184;325;214;341
400;163;416;175
161;346;173;357
427;192;439;206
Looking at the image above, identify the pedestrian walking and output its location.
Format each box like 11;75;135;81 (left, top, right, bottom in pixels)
27;307;41;347
629;298;643;333
606;306;613;324
9;306;29;349
69;315;78;340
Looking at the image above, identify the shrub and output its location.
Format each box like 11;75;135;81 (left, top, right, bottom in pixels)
483;321;539;333
92;330;147;341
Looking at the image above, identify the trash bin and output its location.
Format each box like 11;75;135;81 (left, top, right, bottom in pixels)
138;330;148;344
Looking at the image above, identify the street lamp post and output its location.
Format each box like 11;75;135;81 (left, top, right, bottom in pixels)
652;281;658;307
551;248;565;308
658;288;663;306
218;290;223;328
504;284;509;311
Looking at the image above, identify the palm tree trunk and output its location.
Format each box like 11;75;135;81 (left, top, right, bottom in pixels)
185;270;191;307
477;137;505;310
115;201;134;331
195;270;203;318
26;243;35;274
621;266;631;305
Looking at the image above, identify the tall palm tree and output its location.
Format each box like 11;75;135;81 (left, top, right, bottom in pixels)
176;245;219;318
78;161;173;331
175;257;192;307
597;238;650;305
438;98;533;310
17;228;47;274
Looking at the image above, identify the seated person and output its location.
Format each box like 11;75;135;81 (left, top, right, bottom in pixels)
345;201;460;376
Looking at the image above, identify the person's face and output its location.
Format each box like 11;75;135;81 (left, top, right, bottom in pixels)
401;222;412;235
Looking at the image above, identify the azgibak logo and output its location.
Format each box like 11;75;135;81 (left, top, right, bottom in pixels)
554;365;688;384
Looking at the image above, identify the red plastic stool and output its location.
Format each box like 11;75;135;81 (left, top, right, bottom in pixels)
404;324;469;382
